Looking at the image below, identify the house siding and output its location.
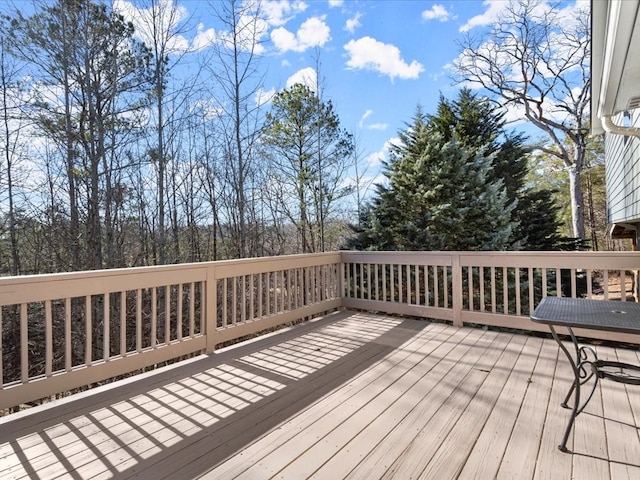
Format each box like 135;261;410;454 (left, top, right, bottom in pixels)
605;110;640;224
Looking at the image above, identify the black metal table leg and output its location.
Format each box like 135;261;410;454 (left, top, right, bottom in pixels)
549;325;580;452
549;325;600;452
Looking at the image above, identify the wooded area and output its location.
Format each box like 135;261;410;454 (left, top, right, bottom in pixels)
0;0;363;277
0;0;609;280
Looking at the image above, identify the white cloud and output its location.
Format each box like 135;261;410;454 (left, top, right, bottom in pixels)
344;37;424;80
113;0;199;53
366;150;386;167
345;12;362;33
255;87;277;106
192;23;218;51
359;109;373;127
459;0;587;33
422;4;451;22
367;137;399;167
328;0;343;7
358;109;388;130
459;0;506;32
271;16;331;53
286;67;318;91
262;0;308;27
367;123;389;131
271;27;298;51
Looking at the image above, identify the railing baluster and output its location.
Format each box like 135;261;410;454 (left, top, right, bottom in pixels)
21;303;27;383
528;267;534;314
424;265;429;306
603;270;609;300
259;273;263;318
189;282;194;337
542;268;548;298
444;266;449;309
165;285;171;342
281;270;286;308
479;267;485;312
152;288;157;348
391;264;396;302
103;294;109;361
586;270;593;298
251;275;256;320
136;289;142;353
85;295;92;366
178;284;183;340
415;264;420;305
467;266;474;311
503;267;508;314
382;264;387;301
555;268;561;297
199;281;205;333
406;264;411;304
233;277;238;325
242;275;247;322
45;300;52;376
65;298;72;370
491;266;496;313
434;266;439;308
515;268;521;316
223;278;228;327
620;269;626;301
571;269;577;298
120;292;126;356
375;263;379;301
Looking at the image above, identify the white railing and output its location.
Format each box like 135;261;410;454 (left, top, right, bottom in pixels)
1;250;639;411
0;253;341;410
342;251;640;343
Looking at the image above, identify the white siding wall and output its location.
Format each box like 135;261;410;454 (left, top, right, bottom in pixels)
605;110;640;223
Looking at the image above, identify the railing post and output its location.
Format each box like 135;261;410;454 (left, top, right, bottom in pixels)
205;263;217;353
452;253;463;327
339;254;345;309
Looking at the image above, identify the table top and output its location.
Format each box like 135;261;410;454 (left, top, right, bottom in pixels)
531;297;640;335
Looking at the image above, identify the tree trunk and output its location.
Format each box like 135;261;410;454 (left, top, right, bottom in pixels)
586;169;598;251
568;162;585;241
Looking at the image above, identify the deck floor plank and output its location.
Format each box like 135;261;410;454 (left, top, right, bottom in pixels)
377;331;512;480
532;340;574;480
285;329;498;480
604;346;640;479
417;333;529;480
495;338;559;480
341;330;503;480
203;322;460;480
0;311;638;480
572;345;611;480
456;335;540;480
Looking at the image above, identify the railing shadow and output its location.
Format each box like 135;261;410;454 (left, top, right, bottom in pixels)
0;310;427;479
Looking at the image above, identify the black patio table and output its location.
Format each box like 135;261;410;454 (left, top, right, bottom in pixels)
531;296;640;452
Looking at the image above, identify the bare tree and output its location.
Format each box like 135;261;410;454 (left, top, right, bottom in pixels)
0;37;27;275
454;0;590;240
206;0;267;258
349;132;374;225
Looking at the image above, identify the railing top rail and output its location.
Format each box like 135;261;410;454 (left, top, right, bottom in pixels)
339;250;640;269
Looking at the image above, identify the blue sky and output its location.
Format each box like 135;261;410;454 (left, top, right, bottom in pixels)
108;1;504;181
112;0;584;188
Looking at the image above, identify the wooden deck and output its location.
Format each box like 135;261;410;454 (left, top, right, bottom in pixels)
1;310;639;479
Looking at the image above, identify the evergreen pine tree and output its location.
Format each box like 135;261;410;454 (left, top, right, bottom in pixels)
428;89;562;250
351;109;516;251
